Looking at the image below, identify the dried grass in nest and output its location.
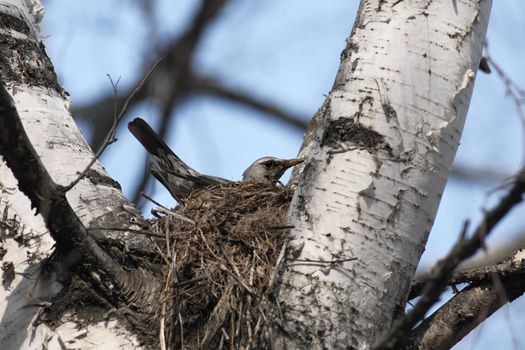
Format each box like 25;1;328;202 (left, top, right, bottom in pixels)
150;182;293;349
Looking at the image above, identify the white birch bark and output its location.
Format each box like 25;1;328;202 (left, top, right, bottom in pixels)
0;1;141;348
278;0;492;348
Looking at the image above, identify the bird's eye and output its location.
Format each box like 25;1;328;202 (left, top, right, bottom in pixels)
264;160;274;168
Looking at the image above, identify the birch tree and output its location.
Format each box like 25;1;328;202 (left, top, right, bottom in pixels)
4;0;525;350
275;0;493;348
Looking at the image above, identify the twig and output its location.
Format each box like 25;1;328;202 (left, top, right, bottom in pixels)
63;58;162;192
141;191;169;210
159;304;167;350
266;225;295;230
191;75;308;131
484;47;525;161
87;227;164;238
291;257;357;264
487;55;525;120
172;276;208;289
410;248;525;299
374;171;525;349
171;253;183;349
219;245;254;295
154;206;196;226
160;248;174;350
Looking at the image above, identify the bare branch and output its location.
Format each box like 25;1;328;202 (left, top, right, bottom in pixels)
458;229;525;270
64;59;161;192
410;248;525;300
74;0;232;150
87;227;164;239
485;52;525;128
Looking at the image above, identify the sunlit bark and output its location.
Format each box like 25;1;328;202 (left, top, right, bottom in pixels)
278;0;492;348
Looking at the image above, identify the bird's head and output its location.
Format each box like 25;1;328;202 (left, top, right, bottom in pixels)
242;156;303;183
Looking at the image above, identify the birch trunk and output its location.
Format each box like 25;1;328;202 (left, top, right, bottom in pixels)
278;0;492;348
0;1;143;348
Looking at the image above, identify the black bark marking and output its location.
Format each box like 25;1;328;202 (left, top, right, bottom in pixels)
378;0;387;12
1;261;15;286
0;14;63;91
340;40;359;62
86;169;122;191
321;117;393;157
296;161;317;224
380;96;397;123
0;13;30;35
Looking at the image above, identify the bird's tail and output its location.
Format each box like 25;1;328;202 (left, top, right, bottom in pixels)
128;118;176;158
128;117;230;202
128;117;195;177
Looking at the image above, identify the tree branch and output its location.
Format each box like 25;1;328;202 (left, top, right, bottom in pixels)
73;0;231;150
403;249;525;350
65;59;161;192
409;248;525;300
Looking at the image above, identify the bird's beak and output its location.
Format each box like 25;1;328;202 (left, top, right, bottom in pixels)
282;158;304;169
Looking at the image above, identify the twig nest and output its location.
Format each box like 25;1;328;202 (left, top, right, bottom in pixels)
152;182;294;349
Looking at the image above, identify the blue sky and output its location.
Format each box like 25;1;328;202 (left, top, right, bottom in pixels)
41;1;525;348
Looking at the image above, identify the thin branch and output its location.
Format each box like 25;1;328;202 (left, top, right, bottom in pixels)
87;227;164;239
484;47;525;164
291;257;357;264
64;58;161;192
409;248;525;300
171;252;184;349
458;228;525;270
141;191;169;210
375;170;525;349
486;54;525;124
153;207;196;226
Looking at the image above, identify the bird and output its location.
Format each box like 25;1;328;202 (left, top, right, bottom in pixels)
128;118;303;202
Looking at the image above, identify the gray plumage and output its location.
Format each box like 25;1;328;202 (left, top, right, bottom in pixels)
242;156;303;182
128;118;302;202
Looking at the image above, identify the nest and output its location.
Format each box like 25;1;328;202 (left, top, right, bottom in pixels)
150;182;293;349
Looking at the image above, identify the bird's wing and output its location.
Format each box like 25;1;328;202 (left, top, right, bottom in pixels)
153;171;231;202
166;170;232;186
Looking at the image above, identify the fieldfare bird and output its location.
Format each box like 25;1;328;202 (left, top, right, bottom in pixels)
128;118;302;202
